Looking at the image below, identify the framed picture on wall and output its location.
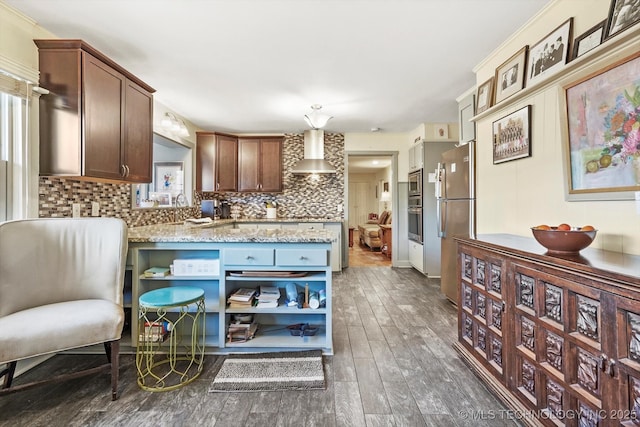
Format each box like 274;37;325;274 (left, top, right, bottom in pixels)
605;0;640;39
527;18;573;87
494;46;528;104
492;105;531;164
476;77;495;114
564;51;640;198
433;123;449;139
154;162;184;195
571;20;605;61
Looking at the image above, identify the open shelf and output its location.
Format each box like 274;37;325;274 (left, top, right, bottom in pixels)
225;325;326;348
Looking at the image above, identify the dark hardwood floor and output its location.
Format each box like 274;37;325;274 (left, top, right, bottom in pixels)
0;267;516;427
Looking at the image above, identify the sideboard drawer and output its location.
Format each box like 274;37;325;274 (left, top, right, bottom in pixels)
276;249;328;266
224;248;274;266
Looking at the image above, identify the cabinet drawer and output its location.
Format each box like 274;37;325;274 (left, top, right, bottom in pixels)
224;248;274;266
276;249;328;266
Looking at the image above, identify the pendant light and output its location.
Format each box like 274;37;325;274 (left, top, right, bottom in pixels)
304;104;333;129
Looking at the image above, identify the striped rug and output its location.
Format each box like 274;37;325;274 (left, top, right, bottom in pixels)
209;350;325;392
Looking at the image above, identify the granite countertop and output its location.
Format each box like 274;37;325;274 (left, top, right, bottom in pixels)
128;221;338;243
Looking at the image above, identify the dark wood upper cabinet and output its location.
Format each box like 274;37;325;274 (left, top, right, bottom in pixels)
238;137;282;192
196;132;237;192
35;39;154;183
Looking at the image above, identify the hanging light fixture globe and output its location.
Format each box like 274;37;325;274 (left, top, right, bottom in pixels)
304;104;333;129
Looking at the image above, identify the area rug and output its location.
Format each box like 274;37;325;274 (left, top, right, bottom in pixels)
208;350;325;392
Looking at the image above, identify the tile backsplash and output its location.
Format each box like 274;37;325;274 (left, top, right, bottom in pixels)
38;132;345;226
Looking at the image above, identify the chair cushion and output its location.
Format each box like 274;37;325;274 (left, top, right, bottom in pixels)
0;299;124;364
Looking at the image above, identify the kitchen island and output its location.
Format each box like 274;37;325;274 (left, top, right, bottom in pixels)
127;222;335;355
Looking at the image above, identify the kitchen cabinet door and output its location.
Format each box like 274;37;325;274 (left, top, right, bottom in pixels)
259;138;282;192
238;138;260;192
83;52;124;180
196;132;238;192
215;134;238;192
122;79;153;182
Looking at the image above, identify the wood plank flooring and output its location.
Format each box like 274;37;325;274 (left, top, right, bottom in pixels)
0;267;516;426
349;230;391;267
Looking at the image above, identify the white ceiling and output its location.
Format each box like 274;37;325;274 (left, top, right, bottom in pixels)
348;155;392;174
6;0;550;134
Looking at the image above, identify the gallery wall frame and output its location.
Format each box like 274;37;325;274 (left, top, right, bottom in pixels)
492;105;532;165
605;0;640;40
494;46;528;104
563;51;640;200
527;18;573;87
571;20;605;61
476;77;495;114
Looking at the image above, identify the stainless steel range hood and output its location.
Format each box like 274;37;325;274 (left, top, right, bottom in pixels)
290;129;336;174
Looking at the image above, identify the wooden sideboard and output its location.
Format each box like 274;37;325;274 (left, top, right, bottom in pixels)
455;234;640;427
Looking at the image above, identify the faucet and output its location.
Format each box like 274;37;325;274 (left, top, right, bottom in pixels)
173;193;187;223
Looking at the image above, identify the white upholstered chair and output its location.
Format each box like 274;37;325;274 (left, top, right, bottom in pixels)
0;218;128;400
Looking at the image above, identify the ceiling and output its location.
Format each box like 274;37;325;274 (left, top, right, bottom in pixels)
6;0;550;134
348;155;392;174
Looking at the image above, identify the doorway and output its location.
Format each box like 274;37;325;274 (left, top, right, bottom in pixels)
344;152;397;268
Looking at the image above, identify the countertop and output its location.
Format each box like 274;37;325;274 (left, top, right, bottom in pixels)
128;221;339;243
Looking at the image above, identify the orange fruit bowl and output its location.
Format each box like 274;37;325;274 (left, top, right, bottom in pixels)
530;227;597;254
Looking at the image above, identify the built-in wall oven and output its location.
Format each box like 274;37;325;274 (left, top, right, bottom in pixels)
408;195;423;243
408;169;422;197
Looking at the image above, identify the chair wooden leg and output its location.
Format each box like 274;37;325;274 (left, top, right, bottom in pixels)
1;361;17;389
109;340;119;400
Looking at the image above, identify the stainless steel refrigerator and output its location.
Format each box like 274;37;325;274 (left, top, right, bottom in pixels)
436;142;475;303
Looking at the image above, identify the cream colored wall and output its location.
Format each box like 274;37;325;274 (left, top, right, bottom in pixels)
345;132;409;178
473;0;640;255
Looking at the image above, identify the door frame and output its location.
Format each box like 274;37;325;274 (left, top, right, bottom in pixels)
343;151;399;268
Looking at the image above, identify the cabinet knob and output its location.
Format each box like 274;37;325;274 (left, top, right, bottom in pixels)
607;359;616;377
246;256;253;260
299;256;307;260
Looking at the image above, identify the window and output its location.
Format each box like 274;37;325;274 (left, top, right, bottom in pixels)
0;72;32;221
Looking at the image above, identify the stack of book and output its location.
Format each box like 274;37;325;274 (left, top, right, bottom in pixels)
144;266;170;278
227;288;256;308
256;285;280;308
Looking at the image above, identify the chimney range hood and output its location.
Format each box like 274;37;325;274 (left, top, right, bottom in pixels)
290;129;336;174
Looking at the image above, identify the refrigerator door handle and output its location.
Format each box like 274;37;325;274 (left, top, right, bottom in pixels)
436;198;445;238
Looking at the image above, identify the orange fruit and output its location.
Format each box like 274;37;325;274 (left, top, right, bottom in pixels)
557;223;571;231
534;224;551;230
581;225;595;231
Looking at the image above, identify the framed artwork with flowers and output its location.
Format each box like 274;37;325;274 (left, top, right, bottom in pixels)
564;52;640;199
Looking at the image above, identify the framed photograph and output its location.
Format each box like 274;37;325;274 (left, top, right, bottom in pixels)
527;18;573;87
154;162;184;194
564;52;640;198
476;77;495;114
148;192;172;207
492;105;532;164
494;46;528;104
433;123;449;139
605;0;640;39
571;20;605;61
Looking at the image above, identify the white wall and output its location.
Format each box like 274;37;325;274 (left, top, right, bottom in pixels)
473;0;640;255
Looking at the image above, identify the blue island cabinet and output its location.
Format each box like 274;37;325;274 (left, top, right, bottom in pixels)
129;241;333;355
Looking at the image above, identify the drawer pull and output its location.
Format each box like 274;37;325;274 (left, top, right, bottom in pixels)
299;256;307;260
246;256;254;260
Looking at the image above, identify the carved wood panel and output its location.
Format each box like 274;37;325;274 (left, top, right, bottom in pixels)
521;359;536;397
463;285;472;310
489;263;502;295
463;312;472;341
490;299;502;331
545;377;564;417
521;316;535;352
517;273;535;310
576;295;600;342
476;259;485;288
629;312;640;363
463;253;472;281
545;331;563;372
477;326;487;353
491;336;503;368
576;348;600;398
544;283;562;324
476;293;486;319
578;402;599;427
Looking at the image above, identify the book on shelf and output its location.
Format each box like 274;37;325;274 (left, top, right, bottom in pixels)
258;285;280;301
138;320;171;342
227;299;254;308
256;300;278;309
228;288;256;302
143;266;170;278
